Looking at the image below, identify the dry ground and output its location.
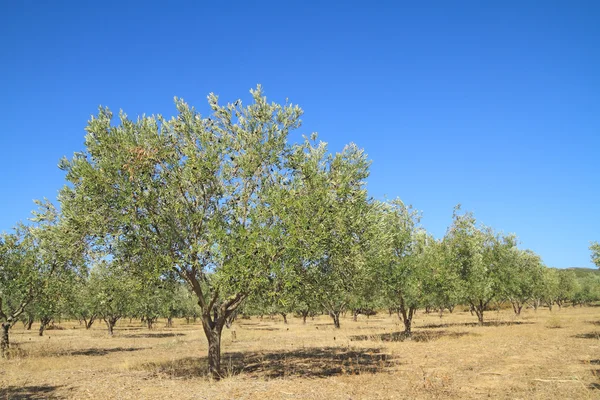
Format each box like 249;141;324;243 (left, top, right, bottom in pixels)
2;306;600;399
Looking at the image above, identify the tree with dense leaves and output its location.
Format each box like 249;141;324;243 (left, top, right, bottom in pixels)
87;262;136;335
277;137;373;329
501;249;545;315
444;206;515;325
372;199;427;336
58;86;307;377
591;242;600;268
1;201;82;356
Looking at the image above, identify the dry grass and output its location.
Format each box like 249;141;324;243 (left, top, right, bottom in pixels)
2;306;600;399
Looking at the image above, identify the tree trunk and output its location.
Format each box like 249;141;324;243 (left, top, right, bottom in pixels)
39;316;52;337
301;310;308;324
147;318;154;330
26;316;34;330
167;317;173;328
1;323;9;358
104;317;118;336
353;309;358;322
201;313;226;379
329;311;341;329
398;298;415;337
473;301;485;325
280;313;287;325
85;316;96;330
511;301;523;316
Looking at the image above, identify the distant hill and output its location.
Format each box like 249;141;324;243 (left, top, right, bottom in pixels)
566;267;600;278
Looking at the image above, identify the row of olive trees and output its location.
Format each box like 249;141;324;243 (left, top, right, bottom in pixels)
18;264;202;336
243;199;600;337
2;86;599;377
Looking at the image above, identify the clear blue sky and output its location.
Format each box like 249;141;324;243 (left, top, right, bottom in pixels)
1;1;598;268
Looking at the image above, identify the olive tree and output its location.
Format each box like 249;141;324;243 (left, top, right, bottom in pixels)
502;249;545;315
88;262;136;335
372;199;426;336
0;227;37;356
591;242;600;268
278;138;373;329
1;201;82;356
58;86;303;377
444;207;514;324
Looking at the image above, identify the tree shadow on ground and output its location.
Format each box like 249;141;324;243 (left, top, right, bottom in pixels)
67;347;148;356
124;333;185;338
244;327;280;331
573;332;600;339
0;385;63;399
142;346;396;379
419;321;534;329
349;330;475;343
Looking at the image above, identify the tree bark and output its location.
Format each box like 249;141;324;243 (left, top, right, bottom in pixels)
26;316;34;330
511;301;523;316
473;301;485;325
201;313;226;379
301;310;308;324
104;316;118;336
1;323;9;358
353;309;358;322
166;317;173;328
280;313;287;324
84;316;96;329
397;298;415;336
39;316;52;336
329;310;341;329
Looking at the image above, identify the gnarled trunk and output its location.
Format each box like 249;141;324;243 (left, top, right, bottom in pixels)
472;301;485;325
26;316;34;330
1;323;9;358
511;301;523;316
301;310;309;324
84;315;96;329
201;313;226;379
39;316;52;336
329;310;341;329
280;313;287;325
397;297;415;336
104;316;119;336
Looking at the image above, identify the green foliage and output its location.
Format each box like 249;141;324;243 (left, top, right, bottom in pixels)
591;242;600;268
276;137;373;327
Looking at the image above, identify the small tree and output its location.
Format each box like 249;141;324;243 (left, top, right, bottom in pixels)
591;242;600;268
502;249;545;315
372;199;426;336
444;207;513;325
555;269;577;309
1;201;81;356
68;277;98;329
88;263;135;335
279;138;373;329
0;227;37;356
